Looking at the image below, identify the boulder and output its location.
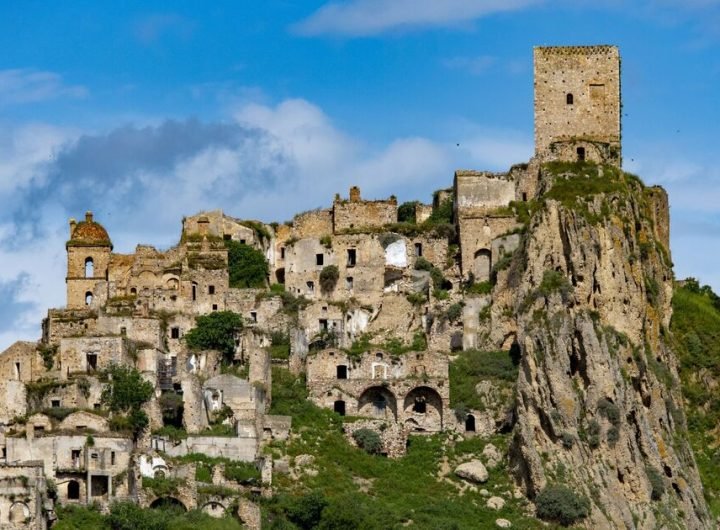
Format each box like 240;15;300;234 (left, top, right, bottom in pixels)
454;460;488;483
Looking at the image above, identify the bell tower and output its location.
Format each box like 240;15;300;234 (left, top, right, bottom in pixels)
66;211;113;309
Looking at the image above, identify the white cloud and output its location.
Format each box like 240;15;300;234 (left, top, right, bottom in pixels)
293;0;543;36
0;69;87;105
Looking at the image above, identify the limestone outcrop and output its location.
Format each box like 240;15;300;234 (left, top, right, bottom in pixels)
506;166;711;529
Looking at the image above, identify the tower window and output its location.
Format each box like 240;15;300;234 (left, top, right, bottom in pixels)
85;292;93;306
566;93;574;105
84;257;94;278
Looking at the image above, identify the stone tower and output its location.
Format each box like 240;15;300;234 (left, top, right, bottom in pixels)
534;45;621;166
66;211;113;309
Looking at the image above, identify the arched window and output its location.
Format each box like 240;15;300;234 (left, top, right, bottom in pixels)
130;287;137;296
85;257;94;278
85;292;93;306
566;93;574;105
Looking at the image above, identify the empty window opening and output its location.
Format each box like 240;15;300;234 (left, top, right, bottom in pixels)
280;247;285;259
307;281;315;293
91;475;109;497
413;399;427;414
130;287;137;296
336;365;348;379
376;352;383;360
51;399;61;408
212;304;218;311
240;239;246;245
319;319;328;331
334;400;346;416
111;452;116;465
316;253;324;266
0;446;5;459
86;353;98;372
577;147;586;162
67;480;80;500
566;93;574;105
208;285;215;295
223;234;231;241
34;425;45;433
346;277;354;290
14;362;20;380
465;414;476;432
522;192;528;202
85;258;94;278
78;426;87;432
85;292;93;306
191;283;197;301
347;249;357;267
414;243;423;257
171;327;180;339
120;326;126;335
250;311;257;323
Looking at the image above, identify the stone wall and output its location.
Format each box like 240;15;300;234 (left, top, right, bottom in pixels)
332;187;397;233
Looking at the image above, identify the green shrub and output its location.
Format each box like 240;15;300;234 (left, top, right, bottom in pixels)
597;398;621;426
319;234;332;248
538;270;572;300
225;240;268;288
647;466;665;500
141;475;182;497
586;419;601;449
561;432;574;449
286;490;328;530
535;484;591;526
101;365;153;438
352;428;382;455
319;265;339;293
185;311;243;361
445;303;463;322
466;280;492;295
607;426;620;447
398;201;419;224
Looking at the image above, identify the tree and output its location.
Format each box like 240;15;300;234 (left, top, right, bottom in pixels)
101;365;154;438
397;201;419;224
535;484;590;526
185;311;243;362
225;240;268;288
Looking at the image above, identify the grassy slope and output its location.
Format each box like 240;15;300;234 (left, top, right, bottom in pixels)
671;284;720;517
265;367;564;529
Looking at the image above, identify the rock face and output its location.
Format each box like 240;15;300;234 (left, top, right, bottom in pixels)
506;168;711;529
454;460;489;484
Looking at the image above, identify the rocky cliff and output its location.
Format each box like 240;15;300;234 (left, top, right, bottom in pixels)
504;163;711;529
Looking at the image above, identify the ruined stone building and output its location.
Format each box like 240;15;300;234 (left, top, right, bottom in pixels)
0;44;684;530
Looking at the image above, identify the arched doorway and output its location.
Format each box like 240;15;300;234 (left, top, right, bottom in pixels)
67;479;80;500
403;386;444;431
150;497;187;512
358;386;397;421
465;414;476;432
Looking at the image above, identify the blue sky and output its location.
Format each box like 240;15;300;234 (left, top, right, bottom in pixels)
1;0;720;350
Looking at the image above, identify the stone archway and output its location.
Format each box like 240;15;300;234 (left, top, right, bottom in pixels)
403;386;444;431
9;502;30;523
358;386;398;421
150;497;187;512
473;249;491;282
201;501;227;518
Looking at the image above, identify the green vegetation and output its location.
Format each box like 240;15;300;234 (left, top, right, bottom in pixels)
534;484;590;526
225;240;268;288
449;349;518;411
352;428;382;454
142;475;182;496
174;453;261;485
343;331;427;360
319;265;339;293
38;343;57;371
646;466;665;501
185;311;243;361
397;201;419;224
101;365;154;437
54;502;242;530
269;331;291;360
414;257;451;295
671;279;720;515
264;366;544;529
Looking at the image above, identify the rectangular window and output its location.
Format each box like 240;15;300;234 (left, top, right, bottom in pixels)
250;311;257;323
336;365;348;379
590;83;606;99
111;452;116;465
208;285;215;295
347;249;356;267
316;253;324;266
120;326;127;335
346;277;354;290
319;319;328;331
414;243;423;257
240;239;246;245
14;362;20;380
86;353;97;371
280;247;285;259
171;327;180;339
51;399;61;408
212;304;218;311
